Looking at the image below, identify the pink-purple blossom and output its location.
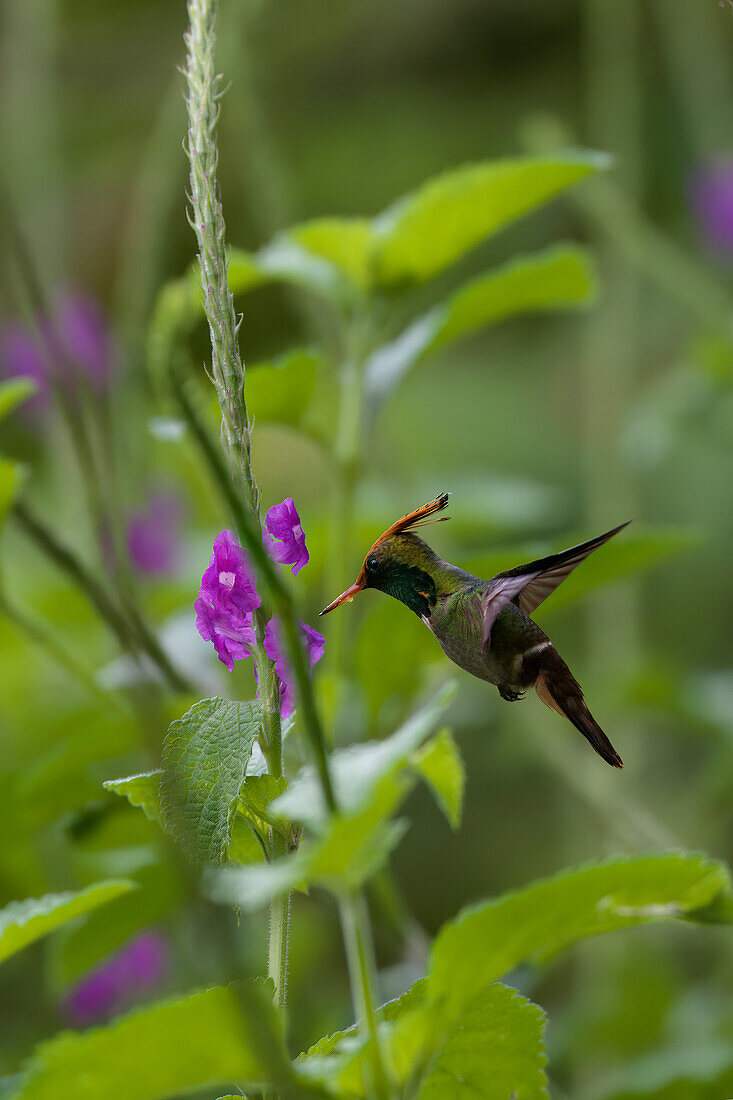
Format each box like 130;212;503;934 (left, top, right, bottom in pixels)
0;292;115;403
127;492;183;576
64;932;168;1025
263;617;326;716
195;504;324;711
194;529;261;672
264;498;309;575
690;159;733;255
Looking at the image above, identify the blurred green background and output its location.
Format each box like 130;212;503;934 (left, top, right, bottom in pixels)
2;0;733;1095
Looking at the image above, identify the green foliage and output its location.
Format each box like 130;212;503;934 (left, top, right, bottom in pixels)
103;771;163;826
245;350;320;429
366;246;595;400
0;458;25;527
428;854;731;1020
160;697;262;864
0;881;135;965
371;153;608;285
412;727;465;830
0;378;36;421
7;984;292;1100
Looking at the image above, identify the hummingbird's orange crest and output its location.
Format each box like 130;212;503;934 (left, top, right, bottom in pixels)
319;493;451;615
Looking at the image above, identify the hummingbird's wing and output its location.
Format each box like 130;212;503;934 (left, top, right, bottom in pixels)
481;522;629;649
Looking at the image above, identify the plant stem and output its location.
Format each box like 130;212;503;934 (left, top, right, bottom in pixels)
268;831;291;1011
339;892;391;1100
0;592;131;716
183;0;293;1008
12;500;191;694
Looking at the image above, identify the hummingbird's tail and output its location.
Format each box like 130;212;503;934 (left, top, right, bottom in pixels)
535;652;623;769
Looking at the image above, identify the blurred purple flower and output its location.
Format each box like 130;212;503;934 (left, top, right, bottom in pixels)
690;159;733;255
0;291;115;402
0;324;49;408
195;529;260;672
264;497;309;575
263;617;325;717
127;493;183;576
57;294;115;389
65;932;168;1025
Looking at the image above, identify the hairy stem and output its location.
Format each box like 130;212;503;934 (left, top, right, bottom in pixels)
183;0;290;1005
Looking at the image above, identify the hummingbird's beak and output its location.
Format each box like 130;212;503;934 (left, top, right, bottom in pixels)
319;580;364;616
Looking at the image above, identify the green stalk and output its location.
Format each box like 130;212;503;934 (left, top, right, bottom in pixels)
12;500;191;695
182;0;292;1007
0;592;131;716
339;892;391;1100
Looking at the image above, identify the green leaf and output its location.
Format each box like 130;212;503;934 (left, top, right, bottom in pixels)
160;697;262;864
0;458;26;526
412;728;465;830
372;153;608;285
211;773;411;910
366;246;595;399
0;377;37;421
0;880;136;965
428;853;731;1025
245;349;319;428
288;218;374;291
590;1040;733;1100
415;983;547;1100
272;682;457;832
104;771;163;827
237;774;289;838
8;984;291;1100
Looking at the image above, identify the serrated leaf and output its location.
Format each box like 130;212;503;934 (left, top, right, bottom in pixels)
366;246;595;399
104;771;163;826
272;682;457;832
412;728;465;830
160;697;262;864
428;853;731;1025
416;983;548;1100
7;984;292;1100
0;881;136;965
0;377;37;420
372;153;608;285
211;772;411;909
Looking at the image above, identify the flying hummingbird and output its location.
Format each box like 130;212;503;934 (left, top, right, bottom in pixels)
320;494;628;768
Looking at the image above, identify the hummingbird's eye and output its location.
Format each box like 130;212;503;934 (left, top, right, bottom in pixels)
367;556;379;573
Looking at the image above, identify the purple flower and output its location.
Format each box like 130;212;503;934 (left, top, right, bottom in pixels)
195;530;261;672
64;932;168;1025
0;291;115;403
127;493;183;576
690;159;733;255
57;294;115;389
0;324;49;408
264;498;309;575
263;617;325;717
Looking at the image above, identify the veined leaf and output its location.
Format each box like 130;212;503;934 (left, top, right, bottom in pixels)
7;984;292;1100
272;682;456;832
428;853;731;1024
104;771;163;826
0;377;37;421
415;983;547;1100
372;152;608;285
0;881;136;965
412;728;465;830
160;697;262;864
366;246;595;399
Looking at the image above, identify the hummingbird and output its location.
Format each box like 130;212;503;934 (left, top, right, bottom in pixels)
320;494;627;768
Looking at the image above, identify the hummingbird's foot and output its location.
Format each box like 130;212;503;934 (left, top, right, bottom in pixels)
498;684;525;702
